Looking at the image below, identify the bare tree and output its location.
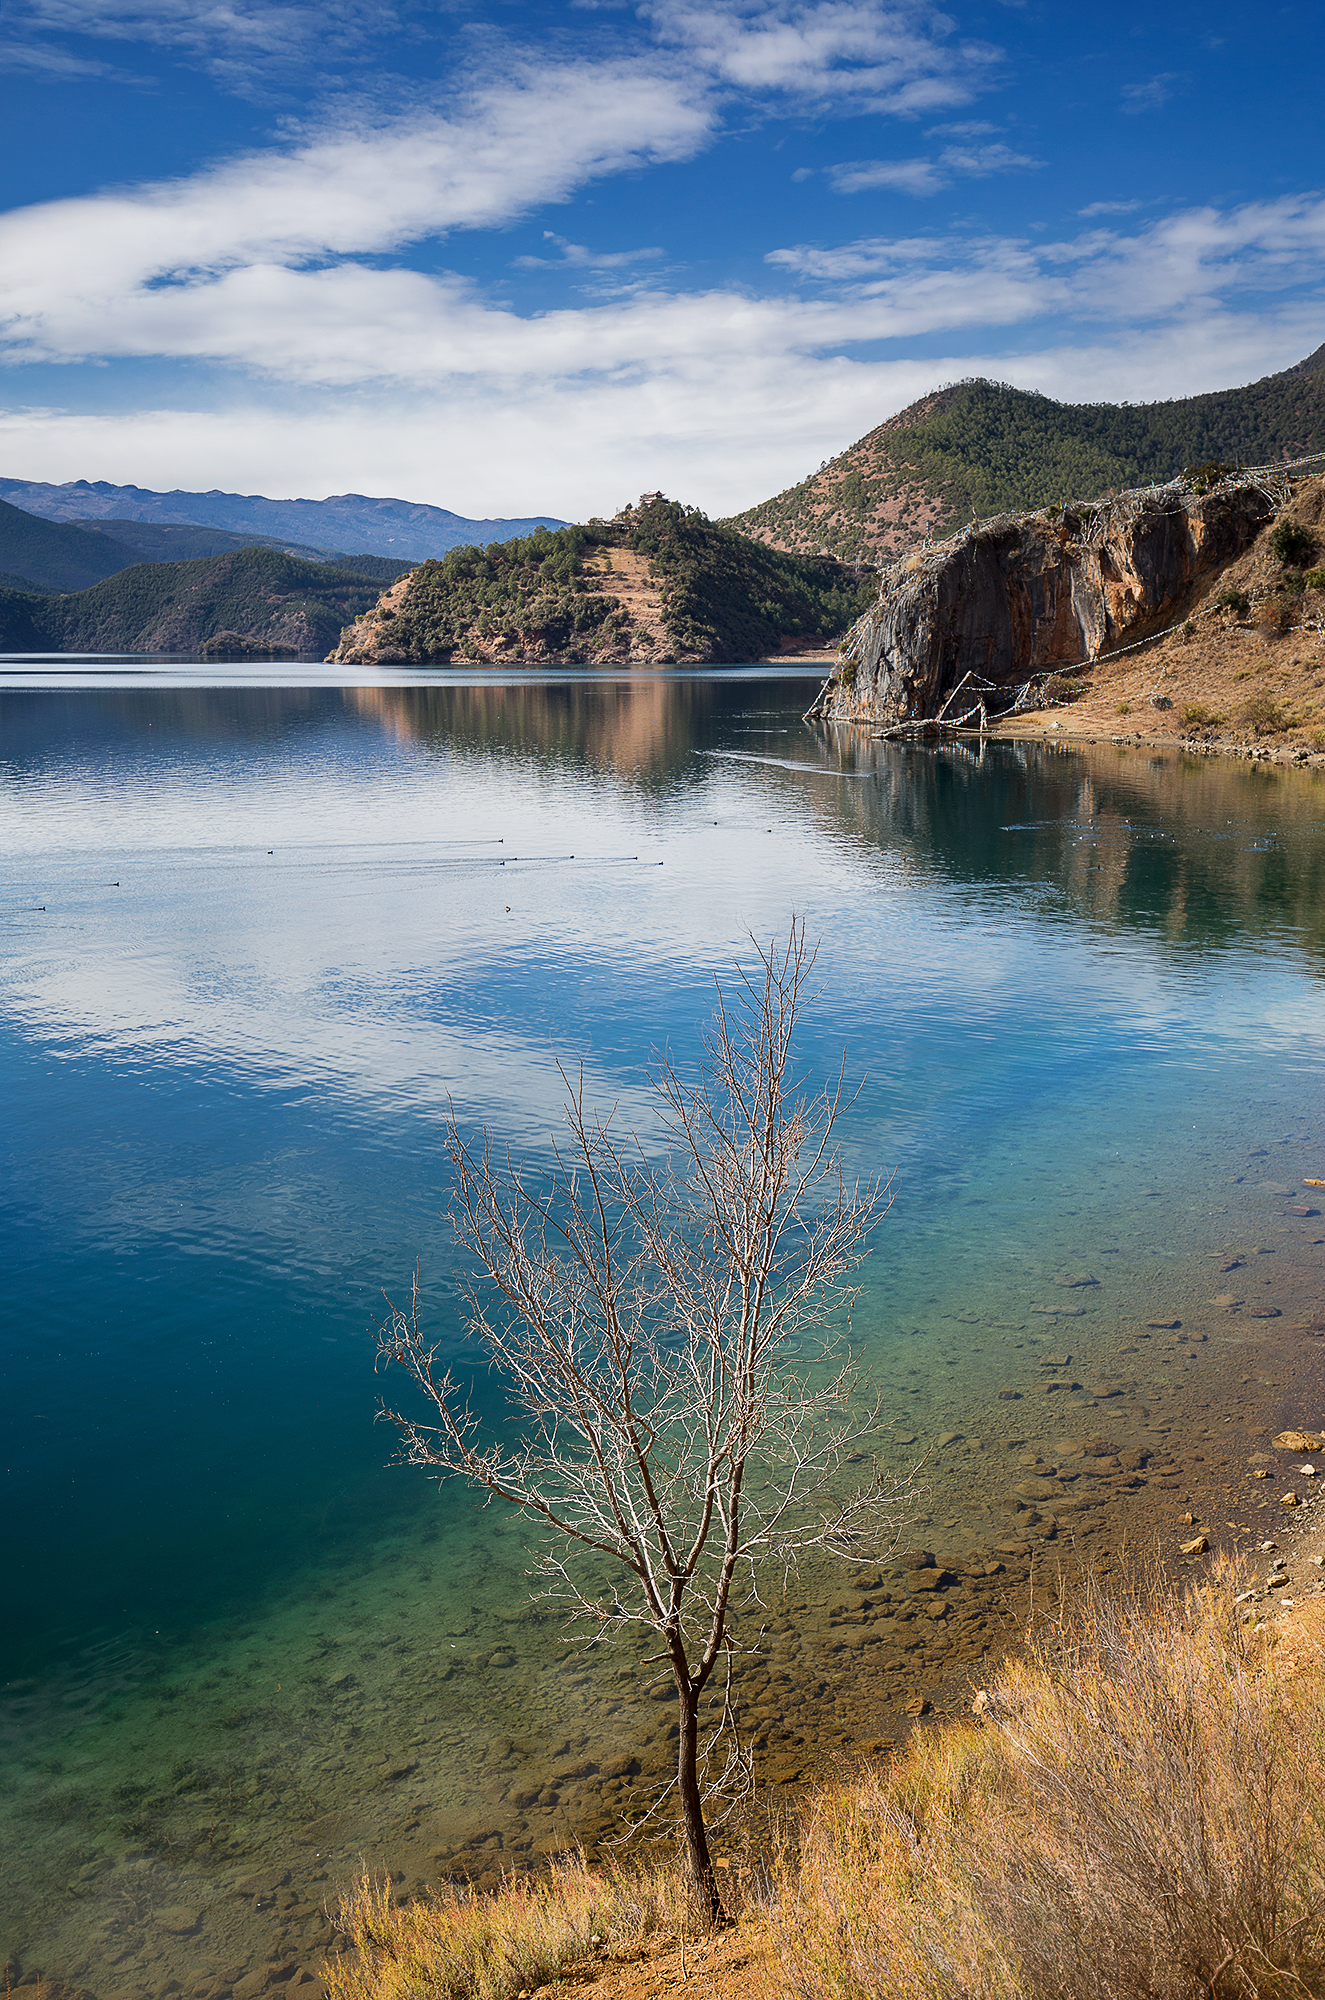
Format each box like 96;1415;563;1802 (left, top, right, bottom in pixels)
375;923;906;1919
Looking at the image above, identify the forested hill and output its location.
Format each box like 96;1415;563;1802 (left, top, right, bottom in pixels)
0;547;412;656
0;495;141;592
728;343;1325;564
331;499;871;666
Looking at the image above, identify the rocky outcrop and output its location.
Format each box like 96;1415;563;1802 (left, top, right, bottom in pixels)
332;568;418;664
819;479;1278;727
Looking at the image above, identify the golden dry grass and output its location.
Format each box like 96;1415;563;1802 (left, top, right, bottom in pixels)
323;1854;711;2000
773;1574;1325;2000
322;1578;1325;2000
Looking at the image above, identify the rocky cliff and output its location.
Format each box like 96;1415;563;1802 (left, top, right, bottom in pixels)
817;472;1286;728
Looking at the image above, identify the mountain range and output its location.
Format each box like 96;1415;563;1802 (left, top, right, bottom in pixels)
4;344;1325;656
727;343;1325;565
0;477;567;563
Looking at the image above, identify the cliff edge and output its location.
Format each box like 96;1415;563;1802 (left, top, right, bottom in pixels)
814;463;1324;729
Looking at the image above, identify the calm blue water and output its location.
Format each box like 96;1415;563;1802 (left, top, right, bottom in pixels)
2;670;1324;1992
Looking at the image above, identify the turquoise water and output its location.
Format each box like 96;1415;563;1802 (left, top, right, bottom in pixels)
2;672;1324;1993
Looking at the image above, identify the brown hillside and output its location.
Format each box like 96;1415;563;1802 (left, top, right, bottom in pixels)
993;478;1325;766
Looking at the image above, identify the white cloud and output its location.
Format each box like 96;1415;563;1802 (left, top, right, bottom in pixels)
3;301;1319;522
0;37;142;77
768;197;1325;323
512;232;664;272
830;155;945;194
829;139;1040;194
4;187;1325;520
1077;198;1142;217
0;60;715;367
644;0;1000;108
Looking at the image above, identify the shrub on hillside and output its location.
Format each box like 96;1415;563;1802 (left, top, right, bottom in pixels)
1243;688;1296;735
1038;671;1085;704
1183;461;1237;495
774;1574;1325;2000
1269;519;1317;567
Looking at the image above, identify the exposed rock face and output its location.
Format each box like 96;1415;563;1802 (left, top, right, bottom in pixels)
822;482;1275;726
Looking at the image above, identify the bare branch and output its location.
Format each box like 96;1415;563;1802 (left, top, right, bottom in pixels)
374;920;909;1917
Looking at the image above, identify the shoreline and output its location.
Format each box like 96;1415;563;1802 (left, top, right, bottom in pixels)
9;1167;1325;1993
985;713;1325;768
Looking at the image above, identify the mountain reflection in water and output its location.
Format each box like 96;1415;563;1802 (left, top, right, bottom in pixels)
1;673;1323;1998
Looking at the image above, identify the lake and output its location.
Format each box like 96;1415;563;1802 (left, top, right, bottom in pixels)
3;665;1324;1995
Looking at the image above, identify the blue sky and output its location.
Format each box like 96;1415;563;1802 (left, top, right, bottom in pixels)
1;0;1323;517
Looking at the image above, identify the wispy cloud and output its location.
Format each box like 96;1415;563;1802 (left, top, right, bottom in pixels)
2;0;401;93
765;198;1325;365
0;59;714;365
512;232;664;272
644;0;1001;110
3;0;1004;108
830;141;1041;195
0;37;144;78
1121;73;1176;113
1078;198;1142;217
6;173;1324;428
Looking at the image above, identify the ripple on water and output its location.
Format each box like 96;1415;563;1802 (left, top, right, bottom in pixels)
2;690;1324;1989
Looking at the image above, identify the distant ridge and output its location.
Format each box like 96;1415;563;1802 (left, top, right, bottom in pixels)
83;518;339;565
0;477;568;563
727;345;1325;565
0;495;140;592
0;547;412;656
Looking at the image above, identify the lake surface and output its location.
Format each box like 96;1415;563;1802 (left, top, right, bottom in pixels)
3;668;1324;1995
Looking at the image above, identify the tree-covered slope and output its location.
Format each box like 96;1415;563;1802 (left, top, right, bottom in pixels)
0;547;412;655
0;496;141;591
335;501;870;664
729;343;1325;565
76;518;340;564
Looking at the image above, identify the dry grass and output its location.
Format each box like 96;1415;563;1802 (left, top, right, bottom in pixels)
989;475;1325;756
321;1580;1325;2000
323;1854;711;2000
772;1574;1325;2000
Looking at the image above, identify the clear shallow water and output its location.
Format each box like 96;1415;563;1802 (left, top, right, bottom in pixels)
2;674;1324;1993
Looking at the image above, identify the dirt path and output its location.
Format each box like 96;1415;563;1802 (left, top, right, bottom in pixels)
518;1919;775;1999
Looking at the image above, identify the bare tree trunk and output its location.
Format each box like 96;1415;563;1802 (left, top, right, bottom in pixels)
676;1682;723;1922
376;925;907;1909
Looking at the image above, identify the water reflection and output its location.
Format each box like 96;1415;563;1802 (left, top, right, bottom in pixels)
2;676;1323;1997
798;729;1325;959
